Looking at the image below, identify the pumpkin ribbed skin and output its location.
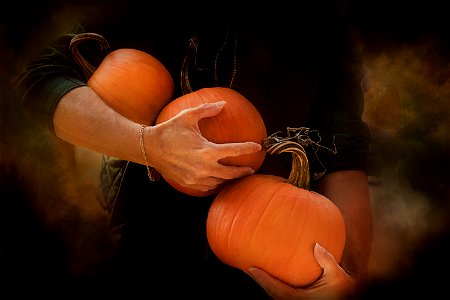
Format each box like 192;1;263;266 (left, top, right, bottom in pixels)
206;174;346;287
88;49;174;125
155;87;267;197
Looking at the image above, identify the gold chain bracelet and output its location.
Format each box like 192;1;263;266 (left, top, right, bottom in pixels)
139;124;161;181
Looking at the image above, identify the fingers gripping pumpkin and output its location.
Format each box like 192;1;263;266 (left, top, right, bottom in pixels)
206;138;346;287
155;87;267;197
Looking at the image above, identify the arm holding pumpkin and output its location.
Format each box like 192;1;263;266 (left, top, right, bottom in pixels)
248;169;372;299
16;32;261;193
52;86;260;193
245;20;374;298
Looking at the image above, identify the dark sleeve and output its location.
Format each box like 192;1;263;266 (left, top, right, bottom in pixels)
308;28;378;179
13;26;103;135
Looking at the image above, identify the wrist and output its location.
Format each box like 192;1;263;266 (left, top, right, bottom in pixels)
139;124;160;181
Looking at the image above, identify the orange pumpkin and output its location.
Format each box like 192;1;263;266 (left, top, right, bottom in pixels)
155;87;267;197
70;32;174;125
206;139;346;287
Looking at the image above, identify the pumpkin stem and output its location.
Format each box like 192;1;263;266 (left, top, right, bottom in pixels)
264;127;337;185
69;32;110;80
180;35;199;95
264;139;311;190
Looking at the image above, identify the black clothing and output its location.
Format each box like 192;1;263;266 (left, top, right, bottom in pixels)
15;1;375;298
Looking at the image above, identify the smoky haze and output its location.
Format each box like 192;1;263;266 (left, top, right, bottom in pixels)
349;0;450;297
363;42;450;295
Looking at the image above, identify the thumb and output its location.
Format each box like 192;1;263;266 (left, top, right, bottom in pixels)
314;243;338;273
182;100;226;125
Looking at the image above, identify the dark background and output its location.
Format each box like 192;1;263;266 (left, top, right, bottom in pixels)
1;0;449;297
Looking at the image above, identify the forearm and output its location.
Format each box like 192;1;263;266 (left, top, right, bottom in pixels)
317;170;373;283
53;86;144;164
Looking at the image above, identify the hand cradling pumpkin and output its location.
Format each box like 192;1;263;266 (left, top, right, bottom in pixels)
206;129;346;287
71;33;266;197
155;87;267;196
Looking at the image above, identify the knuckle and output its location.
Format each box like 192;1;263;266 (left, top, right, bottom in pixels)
230;144;240;156
183;174;198;186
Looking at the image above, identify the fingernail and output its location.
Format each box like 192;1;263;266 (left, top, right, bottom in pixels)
215;100;226;107
315;242;325;254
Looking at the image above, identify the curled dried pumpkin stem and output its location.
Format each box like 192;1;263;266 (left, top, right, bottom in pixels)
264;139;310;190
181;29;238;95
69;32;110;80
180;35;199;95
264;127;337;187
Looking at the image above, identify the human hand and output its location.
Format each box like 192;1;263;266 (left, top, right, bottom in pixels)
148;100;262;193
248;243;355;300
